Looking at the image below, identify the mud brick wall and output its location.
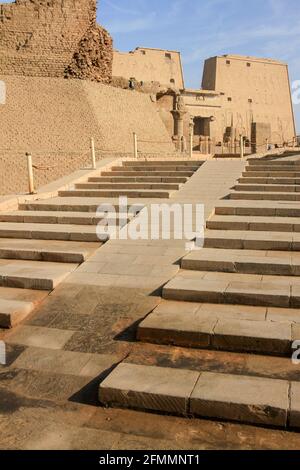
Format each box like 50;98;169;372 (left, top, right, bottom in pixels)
0;75;175;195
0;0;113;82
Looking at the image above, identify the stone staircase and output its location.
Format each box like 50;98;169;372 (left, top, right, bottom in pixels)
0;159;202;328
59;160;202;199
99;155;300;430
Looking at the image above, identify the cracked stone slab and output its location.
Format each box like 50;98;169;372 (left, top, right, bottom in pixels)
99;363;199;414
190;372;289;427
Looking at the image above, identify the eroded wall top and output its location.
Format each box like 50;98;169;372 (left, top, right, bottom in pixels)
113;48;184;89
0;0;113;82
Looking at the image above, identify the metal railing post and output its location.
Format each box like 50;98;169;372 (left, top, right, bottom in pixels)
26;152;35;195
133;132;138;159
90;137;96;170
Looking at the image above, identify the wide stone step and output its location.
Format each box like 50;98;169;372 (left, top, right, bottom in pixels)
215;200;300;217
111;165;199;172
204;229;300;251
75;182;181;191
229;191;300;201
248;159;300;166
246;166;300;172
101;171;194;177
20;198;144;213
182;247;300;275
207;215;300;232
243;171;300;178
0;286;48;328
234;184;300;193
0;238;99;263
0;222;108;242
99;363;293;428
123;160;203;167
138;300;297;355
0;210;131;226
0;259;78;290
162;270;300;307
239;177;300;185
89;176;188;183
58;189;173;199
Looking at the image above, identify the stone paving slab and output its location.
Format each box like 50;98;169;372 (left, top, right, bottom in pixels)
152;299;300;324
204;229;300;251
190;372;289;427
0;222;108;242
0;259;78;290
19;197;144;213
229;191;300;201
215;200;300;217
99;363;199;414
0;210;131;226
290;382;300;428
59;189;174;199
0;238;100;263
239;177;300;184
234;184;300;193
138;309;216;349
2;394;300;450
207;215;300;232
5;325;74;349
0;299;37;329
138;305;293;355
99;364;291;428
76;182;181;190
244;172;300;179
267;306;300;323
182;247;300;276
163;270;300;307
12;346;119;378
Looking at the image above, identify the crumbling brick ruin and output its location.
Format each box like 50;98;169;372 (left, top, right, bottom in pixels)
0;0;113;82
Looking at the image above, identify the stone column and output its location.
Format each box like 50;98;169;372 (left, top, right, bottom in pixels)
173;111;185;137
172;94;187;151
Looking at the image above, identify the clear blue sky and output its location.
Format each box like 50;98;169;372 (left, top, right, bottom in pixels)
100;0;300;131
2;0;300;130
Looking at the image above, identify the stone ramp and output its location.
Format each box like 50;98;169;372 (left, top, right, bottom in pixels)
5;158;300;446
0;159;202;328
99;155;300;429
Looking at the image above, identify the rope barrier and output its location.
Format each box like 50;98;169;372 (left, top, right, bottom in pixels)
138;139;173;144
6;132;299;195
32;164;59;171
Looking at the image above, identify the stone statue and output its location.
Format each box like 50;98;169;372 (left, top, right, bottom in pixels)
176;95;186;113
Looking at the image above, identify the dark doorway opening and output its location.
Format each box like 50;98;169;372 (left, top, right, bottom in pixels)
194;117;211;137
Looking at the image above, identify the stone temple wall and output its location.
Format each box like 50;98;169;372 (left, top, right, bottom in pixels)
0;0;113;82
0;1;176;195
0;75;175;195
